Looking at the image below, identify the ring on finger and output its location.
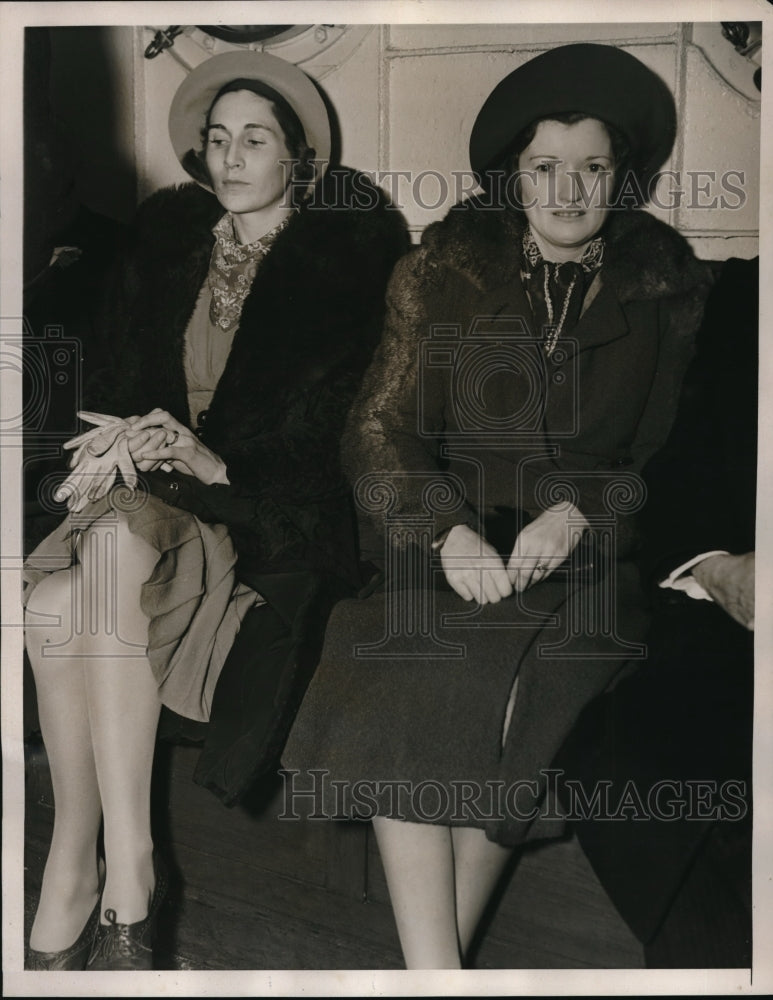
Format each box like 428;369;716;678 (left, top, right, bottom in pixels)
166;429;180;446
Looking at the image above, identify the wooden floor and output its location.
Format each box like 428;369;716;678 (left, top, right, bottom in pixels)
23;737;645;971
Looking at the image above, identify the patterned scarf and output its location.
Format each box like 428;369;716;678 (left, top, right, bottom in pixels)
208;213;293;334
521;227;605;355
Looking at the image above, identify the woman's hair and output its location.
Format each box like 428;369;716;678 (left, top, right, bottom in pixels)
491;111;637;209
183;77;317;202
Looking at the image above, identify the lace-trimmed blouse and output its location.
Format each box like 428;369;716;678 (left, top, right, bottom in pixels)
184;212;292;428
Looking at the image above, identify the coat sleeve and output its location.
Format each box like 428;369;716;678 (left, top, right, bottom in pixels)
138;360;367;516
341;248;480;546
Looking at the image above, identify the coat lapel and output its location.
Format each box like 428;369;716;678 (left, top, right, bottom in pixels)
561;278;630;356
470;270;631;360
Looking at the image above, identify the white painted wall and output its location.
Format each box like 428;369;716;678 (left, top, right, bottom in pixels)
67;22;762;259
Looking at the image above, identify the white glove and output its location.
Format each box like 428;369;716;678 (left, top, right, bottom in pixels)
55;411;138;513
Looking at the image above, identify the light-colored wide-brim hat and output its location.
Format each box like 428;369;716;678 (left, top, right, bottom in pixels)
168;50;331;186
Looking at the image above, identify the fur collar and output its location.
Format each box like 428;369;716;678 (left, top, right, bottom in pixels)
115;171;408;443
421;197;711;303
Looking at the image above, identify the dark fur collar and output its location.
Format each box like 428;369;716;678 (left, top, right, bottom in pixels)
421;197;712;303
134;167;406;258
123;171;408;444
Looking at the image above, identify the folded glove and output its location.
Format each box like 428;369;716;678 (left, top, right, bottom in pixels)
56;411;138;512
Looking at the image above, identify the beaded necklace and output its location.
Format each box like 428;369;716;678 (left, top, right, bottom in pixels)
521;228;605;355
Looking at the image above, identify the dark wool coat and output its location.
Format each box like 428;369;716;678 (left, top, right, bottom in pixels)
343;199;714;557
283;200;715;846
83;170;409;802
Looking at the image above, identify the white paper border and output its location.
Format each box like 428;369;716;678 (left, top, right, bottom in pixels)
2;1;772;996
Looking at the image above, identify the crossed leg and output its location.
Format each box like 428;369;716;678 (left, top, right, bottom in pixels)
26;512;163;949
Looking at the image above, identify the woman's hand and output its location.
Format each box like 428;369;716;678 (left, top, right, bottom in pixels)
127;409;230;485
122;416;167;472
507;503;589;591
440;524;513;604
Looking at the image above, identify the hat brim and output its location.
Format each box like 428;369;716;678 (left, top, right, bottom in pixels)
469;43;676;184
168;51;331;187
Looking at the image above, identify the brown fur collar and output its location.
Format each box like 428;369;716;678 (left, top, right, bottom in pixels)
420;198;713;303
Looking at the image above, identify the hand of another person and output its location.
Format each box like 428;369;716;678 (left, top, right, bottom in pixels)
692;551;755;630
507;503;589;591
128;408;230;485
440;524;513;604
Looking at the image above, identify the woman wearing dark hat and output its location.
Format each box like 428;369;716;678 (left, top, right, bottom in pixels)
283;43;714;968
23;51;406;970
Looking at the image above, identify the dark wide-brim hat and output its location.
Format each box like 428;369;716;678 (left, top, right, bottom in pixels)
469;43;676;183
168;51;331;187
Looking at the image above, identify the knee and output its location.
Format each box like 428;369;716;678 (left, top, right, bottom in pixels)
25;569;78;661
78;510;133;557
78;511;156;578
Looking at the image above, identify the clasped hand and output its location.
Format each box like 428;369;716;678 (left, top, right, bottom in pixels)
440;503;589;604
56;408;229;512
126;408;229;486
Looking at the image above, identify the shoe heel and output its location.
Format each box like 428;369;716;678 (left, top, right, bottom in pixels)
26;898;101;971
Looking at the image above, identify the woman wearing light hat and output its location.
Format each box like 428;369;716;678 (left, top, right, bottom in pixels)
284;43;715;967
23;51;406;970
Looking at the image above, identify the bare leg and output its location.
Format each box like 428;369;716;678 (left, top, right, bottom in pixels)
26;511;162;945
77;515;161;924
442;669;519;958
26;570;103;951
372;816;461;969
451;825;513;958
372;676;520;968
